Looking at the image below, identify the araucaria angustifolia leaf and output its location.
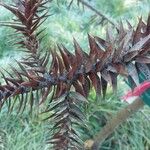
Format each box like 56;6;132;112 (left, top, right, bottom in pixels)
0;0;150;149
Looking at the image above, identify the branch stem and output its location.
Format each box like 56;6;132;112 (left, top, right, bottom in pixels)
84;97;144;150
78;0;117;27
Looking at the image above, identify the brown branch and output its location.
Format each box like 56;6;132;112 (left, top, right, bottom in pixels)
84;97;145;150
78;0;117;27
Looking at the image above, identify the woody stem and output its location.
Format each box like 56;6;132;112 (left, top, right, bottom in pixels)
84;97;144;150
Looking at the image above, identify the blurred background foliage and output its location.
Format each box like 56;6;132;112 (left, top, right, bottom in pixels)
0;0;150;150
1;0;150;56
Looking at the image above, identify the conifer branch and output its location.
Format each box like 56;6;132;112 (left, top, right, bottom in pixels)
0;1;150;149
